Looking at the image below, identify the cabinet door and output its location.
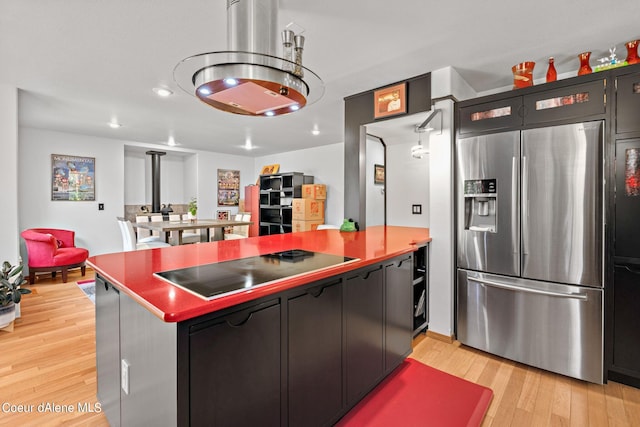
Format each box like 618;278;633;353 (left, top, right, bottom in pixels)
458;97;523;135
612;265;640;380
288;279;342;427
615;139;640;259
616;72;640;134
189;301;281;427
345;266;384;405
384;256;413;372
523;80;606;125
95;277;121;427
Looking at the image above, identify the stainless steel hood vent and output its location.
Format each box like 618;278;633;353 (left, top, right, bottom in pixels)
174;0;324;117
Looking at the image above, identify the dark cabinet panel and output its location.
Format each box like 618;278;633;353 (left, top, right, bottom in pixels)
189;301;281;427
384;256;413;372
523;79;606;125
615;139;640;259
616;72;640;134
458;97;523;135
288;279;343;427
345;266;384;405
612;265;640;386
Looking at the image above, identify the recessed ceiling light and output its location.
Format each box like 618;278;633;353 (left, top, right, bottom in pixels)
264;111;275;117
224;78;239;86
167;136;179;146
311;128;320;136
289;104;300;111
108;121;122;129
153;87;173;97
199;87;211;96
243;138;254;150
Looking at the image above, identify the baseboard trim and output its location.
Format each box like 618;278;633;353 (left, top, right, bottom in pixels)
426;330;455;344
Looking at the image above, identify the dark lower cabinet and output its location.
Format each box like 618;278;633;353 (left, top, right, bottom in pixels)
96;252;424;426
189;300;281;427
610;265;640;387
345;266;384;405
288;279;342;427
384;256;413;372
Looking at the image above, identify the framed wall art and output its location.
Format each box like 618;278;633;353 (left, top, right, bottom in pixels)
216;210;231;220
217;169;240;206
374;164;385;185
374;82;406;119
51;154;95;201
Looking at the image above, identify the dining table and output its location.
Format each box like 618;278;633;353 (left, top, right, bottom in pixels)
132;218;253;245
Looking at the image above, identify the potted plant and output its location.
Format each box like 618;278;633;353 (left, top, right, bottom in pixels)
187;197;198;222
0;261;32;328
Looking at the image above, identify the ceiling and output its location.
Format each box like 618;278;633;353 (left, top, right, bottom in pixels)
1;1;638;156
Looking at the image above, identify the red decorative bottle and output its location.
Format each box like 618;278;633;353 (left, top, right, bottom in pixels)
578;52;592;75
625;40;639;65
546;57;557;82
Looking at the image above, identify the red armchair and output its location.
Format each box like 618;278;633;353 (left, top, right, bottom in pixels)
20;228;89;284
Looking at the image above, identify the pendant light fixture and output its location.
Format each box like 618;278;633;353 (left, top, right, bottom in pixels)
174;0;324;117
411;109;441;158
411;127;429;159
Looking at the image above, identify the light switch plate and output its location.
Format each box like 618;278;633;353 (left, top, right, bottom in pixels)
121;359;129;395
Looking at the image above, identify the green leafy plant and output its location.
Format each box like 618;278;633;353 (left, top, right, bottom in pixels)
0;261;31;307
188;197;198;216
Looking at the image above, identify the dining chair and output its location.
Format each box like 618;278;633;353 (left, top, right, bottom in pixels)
223;213;251;240
180;214;201;244
117;217;170;251
149;214;163;237
136;215;163;242
168;214;182;244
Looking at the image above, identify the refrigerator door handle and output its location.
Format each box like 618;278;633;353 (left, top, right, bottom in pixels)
522;155;529;256
468;277;588;300
512;156;518;254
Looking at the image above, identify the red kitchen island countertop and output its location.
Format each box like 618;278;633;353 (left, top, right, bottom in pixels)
87;225;431;322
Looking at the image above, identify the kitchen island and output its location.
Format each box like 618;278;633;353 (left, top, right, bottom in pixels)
89;225;430;426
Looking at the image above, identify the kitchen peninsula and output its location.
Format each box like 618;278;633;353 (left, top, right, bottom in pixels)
88;225;431;427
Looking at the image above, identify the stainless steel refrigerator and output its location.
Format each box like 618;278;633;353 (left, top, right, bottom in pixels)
456;121;604;383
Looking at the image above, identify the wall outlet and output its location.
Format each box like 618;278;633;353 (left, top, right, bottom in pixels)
121;359;129;395
412;204;422;215
98;203;104;210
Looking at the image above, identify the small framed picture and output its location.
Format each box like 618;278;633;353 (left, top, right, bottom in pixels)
217;210;231;220
374;83;406;119
374;164;385;185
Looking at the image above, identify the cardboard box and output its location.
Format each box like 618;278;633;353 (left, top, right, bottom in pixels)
292;219;324;232
292;198;325;220
302;184;327;200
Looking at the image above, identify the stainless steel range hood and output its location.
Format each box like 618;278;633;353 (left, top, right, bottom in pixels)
174;0;324;117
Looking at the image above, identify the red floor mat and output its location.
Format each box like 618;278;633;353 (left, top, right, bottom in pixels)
336;358;493;427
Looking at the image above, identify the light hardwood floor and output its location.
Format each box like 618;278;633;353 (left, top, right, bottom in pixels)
1;268;639;426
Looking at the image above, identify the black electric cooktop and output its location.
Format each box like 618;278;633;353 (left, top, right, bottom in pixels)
154;250;357;300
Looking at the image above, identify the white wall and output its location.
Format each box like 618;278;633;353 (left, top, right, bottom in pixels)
386;142;429;227
0;85;19;265
366;136;385;226
124;150;190;206
426;67;478;338
195;152;255;219
18;128;126;258
255;143;345;226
